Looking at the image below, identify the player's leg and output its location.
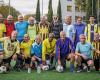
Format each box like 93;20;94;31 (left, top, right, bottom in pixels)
87;59;94;72
0;53;3;66
67;53;75;72
75;55;83;72
94;58;99;71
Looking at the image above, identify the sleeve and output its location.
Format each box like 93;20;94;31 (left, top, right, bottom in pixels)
42;41;47;61
72;25;76;33
56;40;60;59
84;25;87;36
36;24;38;34
31;45;35;55
31;46;35;56
13;22;15;30
83;24;86;33
15;42;20;54
0;37;7;42
98;26;100;35
15;22;18;31
75;43;80;52
20;42;24;49
53;40;56;54
97;24;100;34
3;24;6;32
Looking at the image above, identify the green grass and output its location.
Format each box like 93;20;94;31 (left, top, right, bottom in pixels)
0;70;100;80
0;62;100;80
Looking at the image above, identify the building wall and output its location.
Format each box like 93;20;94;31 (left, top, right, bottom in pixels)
0;0;4;6
61;0;86;23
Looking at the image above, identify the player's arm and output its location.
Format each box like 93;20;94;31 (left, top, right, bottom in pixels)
90;43;100;54
92;48;100;54
75;52;81;56
95;50;100;54
42;41;47;64
75;42;82;56
56;41;61;65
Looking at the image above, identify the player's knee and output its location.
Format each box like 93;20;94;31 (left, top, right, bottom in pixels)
12;54;17;60
31;57;36;61
70;54;75;60
0;54;4;59
75;55;79;60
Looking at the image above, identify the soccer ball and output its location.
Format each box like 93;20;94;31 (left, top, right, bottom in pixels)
0;66;7;73
56;65;63;72
42;65;49;71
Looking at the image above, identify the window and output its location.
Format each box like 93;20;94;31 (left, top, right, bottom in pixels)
67;6;72;12
75;6;80;12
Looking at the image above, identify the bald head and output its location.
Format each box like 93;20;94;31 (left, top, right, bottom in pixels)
7;15;13;20
35;34;42;44
60;31;66;37
11;31;17;36
60;31;66;41
7;15;13;23
28;16;35;25
11;31;17;40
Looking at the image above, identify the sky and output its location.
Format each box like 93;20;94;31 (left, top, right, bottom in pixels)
4;0;58;15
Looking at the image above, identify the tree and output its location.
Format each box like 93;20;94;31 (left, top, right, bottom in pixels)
57;0;62;22
36;0;40;22
86;0;97;21
0;5;20;21
24;14;35;20
75;0;87;12
47;0;53;22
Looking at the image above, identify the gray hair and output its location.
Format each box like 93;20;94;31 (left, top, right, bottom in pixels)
79;34;86;38
35;34;42;41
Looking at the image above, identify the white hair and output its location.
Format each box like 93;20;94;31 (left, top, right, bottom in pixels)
79;34;86;38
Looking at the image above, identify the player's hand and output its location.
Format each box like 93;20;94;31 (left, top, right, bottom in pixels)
50;53;55;57
42;61;46;65
12;54;17;60
96;50;100;54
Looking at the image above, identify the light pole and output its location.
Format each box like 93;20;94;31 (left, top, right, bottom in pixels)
8;0;11;15
92;0;93;15
42;0;43;16
97;0;99;25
